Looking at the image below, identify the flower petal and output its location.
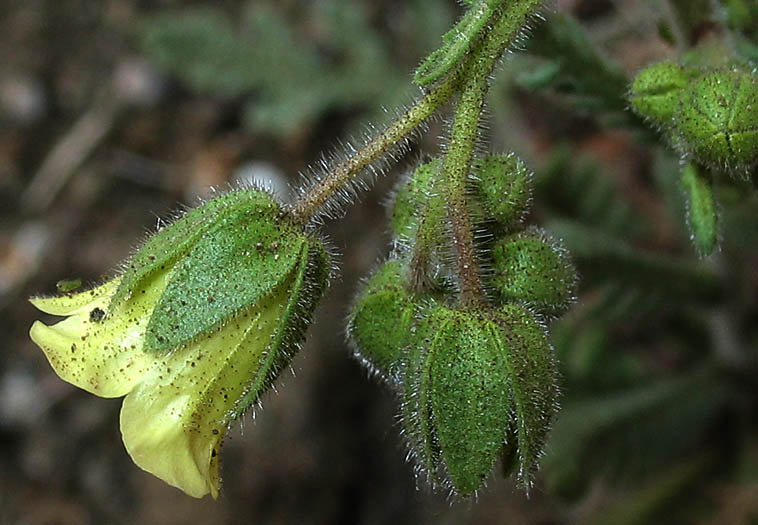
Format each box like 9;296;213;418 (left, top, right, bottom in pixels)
29;272;170;398
30;279;119;316
119;272;296;499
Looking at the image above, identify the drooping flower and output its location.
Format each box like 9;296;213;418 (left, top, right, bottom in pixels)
29;188;330;498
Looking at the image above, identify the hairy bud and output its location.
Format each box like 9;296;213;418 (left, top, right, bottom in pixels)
400;304;558;497
491;228;577;317
474;153;533;229
631;63;758;174
347;260;418;382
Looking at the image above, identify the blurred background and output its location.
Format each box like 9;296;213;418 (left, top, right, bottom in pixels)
1;0;757;523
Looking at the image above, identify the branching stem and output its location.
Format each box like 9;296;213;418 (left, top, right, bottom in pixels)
292;1;540;308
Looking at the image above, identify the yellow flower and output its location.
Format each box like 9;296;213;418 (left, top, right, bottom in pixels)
29;189;329;498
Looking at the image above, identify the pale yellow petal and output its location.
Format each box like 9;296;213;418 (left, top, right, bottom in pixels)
29;271;171;398
30;279;120;316
120;273;295;499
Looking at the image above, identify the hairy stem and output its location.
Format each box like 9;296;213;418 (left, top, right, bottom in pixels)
440;8;516;307
291;0;543;224
409;1;542;299
291;77;459;223
443;81;488;307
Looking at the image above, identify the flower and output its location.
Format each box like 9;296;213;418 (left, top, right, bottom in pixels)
29;189;329;498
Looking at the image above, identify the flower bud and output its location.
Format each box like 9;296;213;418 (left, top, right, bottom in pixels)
347;260;417;382
629;61;690;123
29;188;330;498
474;153;533;229
390;159;441;240
400;303;558;497
674;68;757;173
490;227;577;317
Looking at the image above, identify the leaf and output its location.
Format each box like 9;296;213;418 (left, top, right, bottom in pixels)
681;161;719;256
523;12;635;125
546;219;719;300
414;0;509;86
544;369;729;496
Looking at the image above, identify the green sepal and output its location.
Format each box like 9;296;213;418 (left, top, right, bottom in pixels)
144;194;306;353
406;304;558;496
347;260;416;381
400;307;443;481
428;308;511;497
681;162;719;256
491;227;577;317
111;190;276;307
525;12;632;121
474;153;533;229
414;0;507;86
629;61;691;123
491;304;558;485
231;235;331;419
390;159;442;240
723;0;758;37
675;68;758;173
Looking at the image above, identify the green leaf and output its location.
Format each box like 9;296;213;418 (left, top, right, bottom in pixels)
144;199;305;353
546;219;719;300
681;161;719;256
139;8;259;97
590;456;711;525
524;12;633;123
414;0;507;86
535;146;646;238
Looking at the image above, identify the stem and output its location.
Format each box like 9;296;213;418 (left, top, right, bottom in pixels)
443;80;488;307
440;8;514;307
291;76;459;223
291;1;542;225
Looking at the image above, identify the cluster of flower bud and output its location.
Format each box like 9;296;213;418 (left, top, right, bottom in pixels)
348;154;577;497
